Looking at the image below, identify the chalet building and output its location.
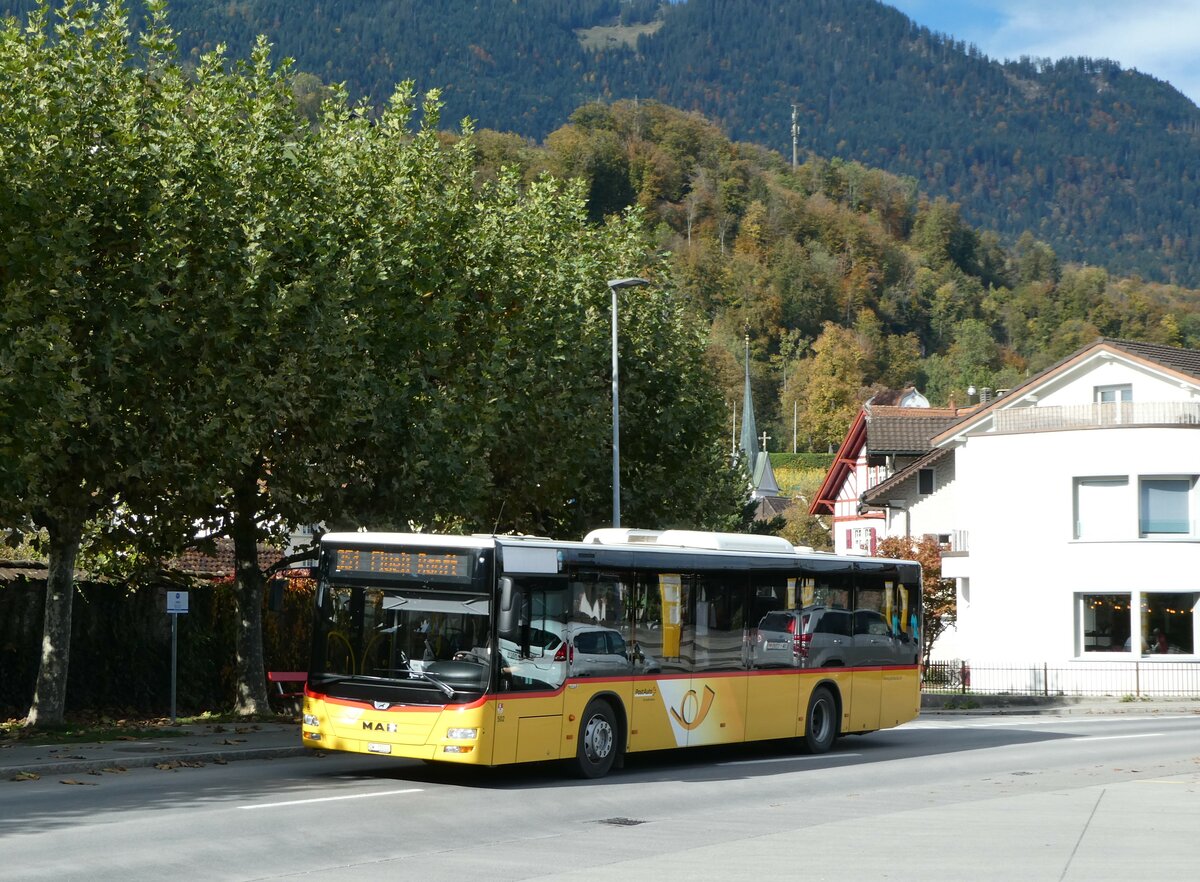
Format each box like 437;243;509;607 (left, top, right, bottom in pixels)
808;389;962;555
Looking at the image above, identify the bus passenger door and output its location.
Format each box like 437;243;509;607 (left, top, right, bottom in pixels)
679;573;748;747
880;578;922;726
746;575;799;742
628;573;694;752
847;580;887;732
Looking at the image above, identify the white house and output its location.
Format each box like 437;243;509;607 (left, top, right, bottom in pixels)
929;339;1200;682
816;339;1200;690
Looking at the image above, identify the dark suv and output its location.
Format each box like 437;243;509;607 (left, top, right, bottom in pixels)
752;606;853;668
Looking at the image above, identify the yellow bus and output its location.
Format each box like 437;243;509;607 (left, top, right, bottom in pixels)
301;528;922;777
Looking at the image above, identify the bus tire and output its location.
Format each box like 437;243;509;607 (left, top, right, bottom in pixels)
801;686;838;754
575;700;618;779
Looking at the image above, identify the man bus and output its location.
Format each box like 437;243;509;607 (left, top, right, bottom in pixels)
300;528;922;778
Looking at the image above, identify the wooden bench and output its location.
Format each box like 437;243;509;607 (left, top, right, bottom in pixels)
267;671;307;703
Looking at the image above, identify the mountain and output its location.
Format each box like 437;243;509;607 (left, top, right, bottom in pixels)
5;0;1200;286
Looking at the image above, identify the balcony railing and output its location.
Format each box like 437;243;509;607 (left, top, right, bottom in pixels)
993;401;1200;433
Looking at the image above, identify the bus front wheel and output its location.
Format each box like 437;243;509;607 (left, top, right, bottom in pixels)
575;700;618;779
801;687;838;754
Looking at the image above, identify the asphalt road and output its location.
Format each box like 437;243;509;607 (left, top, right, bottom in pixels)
4;711;1198;881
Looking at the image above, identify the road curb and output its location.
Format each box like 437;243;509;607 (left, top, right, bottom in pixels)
4;745;309;779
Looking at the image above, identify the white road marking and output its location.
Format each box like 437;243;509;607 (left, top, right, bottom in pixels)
1083;733;1163;742
240;788;423;810
718;753;862;767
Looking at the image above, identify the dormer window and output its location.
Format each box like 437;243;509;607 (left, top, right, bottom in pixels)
1094;384;1132;403
1095;384;1133;426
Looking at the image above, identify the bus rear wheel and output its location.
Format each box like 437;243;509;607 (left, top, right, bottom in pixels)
801;686;838;754
575;700;618;779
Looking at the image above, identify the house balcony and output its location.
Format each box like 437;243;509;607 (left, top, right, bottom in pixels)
993;401;1200;433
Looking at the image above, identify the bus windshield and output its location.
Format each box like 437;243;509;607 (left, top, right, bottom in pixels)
310;580;493;705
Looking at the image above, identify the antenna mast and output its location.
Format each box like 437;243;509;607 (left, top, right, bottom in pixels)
791;104;799;169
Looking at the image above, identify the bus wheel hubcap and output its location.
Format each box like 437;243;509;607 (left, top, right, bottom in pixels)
584;715;612;761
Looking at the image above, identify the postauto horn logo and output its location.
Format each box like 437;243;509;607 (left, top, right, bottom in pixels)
669;685;716;731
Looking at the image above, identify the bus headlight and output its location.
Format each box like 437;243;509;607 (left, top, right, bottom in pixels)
303;713;320;727
446;727;478;740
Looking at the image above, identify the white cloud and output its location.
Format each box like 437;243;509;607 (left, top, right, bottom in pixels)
888;0;1200;105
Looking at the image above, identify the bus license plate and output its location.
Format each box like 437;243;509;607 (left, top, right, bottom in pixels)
367;742;392;754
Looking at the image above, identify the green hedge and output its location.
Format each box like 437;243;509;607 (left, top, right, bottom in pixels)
768;452;835;470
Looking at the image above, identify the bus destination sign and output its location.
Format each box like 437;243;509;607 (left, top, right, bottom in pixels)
333;548;472;582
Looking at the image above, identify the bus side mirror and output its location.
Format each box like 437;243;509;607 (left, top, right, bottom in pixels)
497;577;523;639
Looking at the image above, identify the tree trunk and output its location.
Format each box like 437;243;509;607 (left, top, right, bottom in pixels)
230;482;271;717
26;522;83;727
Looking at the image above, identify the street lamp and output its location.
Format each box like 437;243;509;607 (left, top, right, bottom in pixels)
608;277;651;528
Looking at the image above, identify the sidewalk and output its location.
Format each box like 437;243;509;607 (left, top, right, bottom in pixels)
0;721;307;779
921;692;1200;715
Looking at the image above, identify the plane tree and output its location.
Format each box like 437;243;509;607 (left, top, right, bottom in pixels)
0;0;195;725
1;1;748;721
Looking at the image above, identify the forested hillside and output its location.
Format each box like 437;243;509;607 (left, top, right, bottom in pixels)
503;99;1200;454
6;0;1197;285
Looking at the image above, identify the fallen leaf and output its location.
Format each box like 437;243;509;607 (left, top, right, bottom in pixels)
213;758;228;765
13;771;40;781
59;779;98;786
101;767;128;774
219;738;247;745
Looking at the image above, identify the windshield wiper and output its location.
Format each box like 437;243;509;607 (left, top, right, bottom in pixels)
406;669;455;699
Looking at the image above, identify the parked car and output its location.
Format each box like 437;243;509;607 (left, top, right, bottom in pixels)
752;606;853;668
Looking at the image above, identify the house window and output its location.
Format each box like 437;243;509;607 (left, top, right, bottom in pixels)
1094;384;1132;403
1140;592;1196;655
918;468;934;495
851;527;876;554
1139;477;1194;536
1080;593;1132;652
1073;476;1128;540
1078;591;1197;655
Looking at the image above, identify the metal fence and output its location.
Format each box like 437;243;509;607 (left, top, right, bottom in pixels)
923;660;1200;698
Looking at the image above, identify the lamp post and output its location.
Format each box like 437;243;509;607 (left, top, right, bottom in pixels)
608;277;651;528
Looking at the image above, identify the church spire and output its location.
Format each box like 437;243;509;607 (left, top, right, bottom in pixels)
739;334;757;466
738;334;781;501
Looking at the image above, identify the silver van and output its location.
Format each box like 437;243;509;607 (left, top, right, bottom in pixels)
752;606;853;668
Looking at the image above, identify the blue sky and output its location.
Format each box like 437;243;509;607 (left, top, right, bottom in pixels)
885;0;1200;106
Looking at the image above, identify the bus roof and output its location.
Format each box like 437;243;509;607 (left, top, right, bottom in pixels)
317;530;911;569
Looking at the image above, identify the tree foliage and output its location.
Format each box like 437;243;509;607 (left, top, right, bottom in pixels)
0;1;748;721
0;0;189;724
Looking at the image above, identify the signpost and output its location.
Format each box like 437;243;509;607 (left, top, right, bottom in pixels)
166;590;189;723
